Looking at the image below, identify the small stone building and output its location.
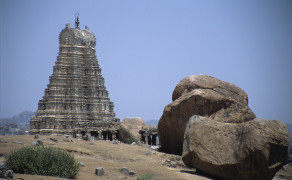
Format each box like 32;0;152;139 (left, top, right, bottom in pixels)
30;18;120;138
139;126;158;145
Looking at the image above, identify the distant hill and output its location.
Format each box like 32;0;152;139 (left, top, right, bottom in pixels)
0;111;35;128
145;119;159;126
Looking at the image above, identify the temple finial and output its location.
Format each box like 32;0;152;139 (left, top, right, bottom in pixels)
75;13;80;28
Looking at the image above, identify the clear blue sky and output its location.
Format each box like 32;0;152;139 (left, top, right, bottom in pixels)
0;1;291;124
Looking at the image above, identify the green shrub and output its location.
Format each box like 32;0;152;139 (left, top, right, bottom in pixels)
5;146;80;179
126;137;139;144
137;172;154;180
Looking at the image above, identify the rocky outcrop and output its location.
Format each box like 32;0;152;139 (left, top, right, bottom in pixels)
182;115;289;180
158;75;255;154
119;117;146;142
157;74;289;179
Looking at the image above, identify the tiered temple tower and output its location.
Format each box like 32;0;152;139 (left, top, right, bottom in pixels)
30;19;120;138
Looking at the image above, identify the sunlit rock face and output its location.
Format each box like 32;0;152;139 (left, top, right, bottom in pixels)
182;116;289;180
30;23;119;136
158;74;289;179
158;75;255;155
119;117;146;141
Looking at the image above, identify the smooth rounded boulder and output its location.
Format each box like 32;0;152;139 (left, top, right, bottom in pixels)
118;117;146;142
158;75;255;154
182;115;289;180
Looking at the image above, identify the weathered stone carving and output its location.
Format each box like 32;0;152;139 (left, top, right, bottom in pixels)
30;22;119;137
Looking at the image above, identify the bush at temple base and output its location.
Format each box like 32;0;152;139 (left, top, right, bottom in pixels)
5;146;80;179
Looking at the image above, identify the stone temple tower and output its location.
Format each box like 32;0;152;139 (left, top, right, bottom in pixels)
30;19;120;139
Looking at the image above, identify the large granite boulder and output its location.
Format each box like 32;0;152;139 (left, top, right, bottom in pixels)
158;75;255;154
119;117;146;142
182;115;289;180
172;75;248;104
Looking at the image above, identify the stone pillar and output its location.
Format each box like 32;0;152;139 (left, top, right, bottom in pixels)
73;131;77;138
151;134;157;146
145;134;149;145
141;133;145;143
105;132;109;140
86;133;91;141
112;132;117;140
98;130;102;140
101;131;105;140
148;135;152;145
108;132;112;141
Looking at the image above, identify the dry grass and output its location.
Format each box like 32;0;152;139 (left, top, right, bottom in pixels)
0;135;212;180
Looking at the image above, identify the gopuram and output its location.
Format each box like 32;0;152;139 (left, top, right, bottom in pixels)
30;16;120;140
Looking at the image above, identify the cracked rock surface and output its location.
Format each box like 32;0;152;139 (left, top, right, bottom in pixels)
158;75;289;180
182;116;289;180
158;75;255;155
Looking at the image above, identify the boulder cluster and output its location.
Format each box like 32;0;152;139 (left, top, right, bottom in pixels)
158;75;289;180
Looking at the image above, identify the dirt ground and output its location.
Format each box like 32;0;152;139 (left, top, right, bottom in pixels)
0;135;213;180
274;165;292;180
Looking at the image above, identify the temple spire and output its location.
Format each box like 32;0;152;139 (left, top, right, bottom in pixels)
30;19;119;136
75;13;80;28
